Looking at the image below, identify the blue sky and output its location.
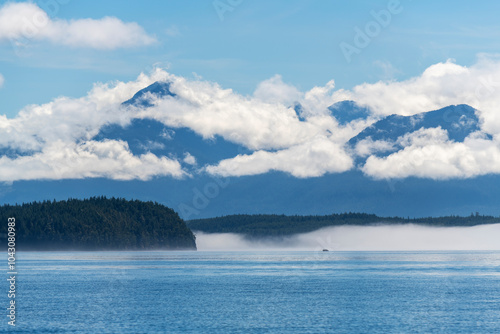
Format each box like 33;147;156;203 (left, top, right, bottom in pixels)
2;0;500;118
3;0;500;218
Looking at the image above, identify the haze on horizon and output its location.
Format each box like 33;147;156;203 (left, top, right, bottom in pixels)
195;224;500;251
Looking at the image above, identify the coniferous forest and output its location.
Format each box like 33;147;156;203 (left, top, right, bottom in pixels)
2;196;498;250
187;213;500;238
0;197;196;250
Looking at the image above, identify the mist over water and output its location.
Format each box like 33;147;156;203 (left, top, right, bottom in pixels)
195;224;500;251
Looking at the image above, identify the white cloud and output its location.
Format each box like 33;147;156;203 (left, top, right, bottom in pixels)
0;68;169;152
0;68;183;182
128;73;361;178
0;73;4;88
333;55;500;136
361;128;500;180
300;80;338;117
253;75;302;105
7;56;500;182
137;76;338;151
183;152;197;165
205;137;353;178
0;140;185;182
138;141;166;151
0;2;156;49
354;138;395;157
0;67;363;181
312;54;500;180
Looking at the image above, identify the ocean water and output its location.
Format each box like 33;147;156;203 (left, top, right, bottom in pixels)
3;251;500;333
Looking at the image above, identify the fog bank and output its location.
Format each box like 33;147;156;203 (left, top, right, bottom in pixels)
194;224;500;251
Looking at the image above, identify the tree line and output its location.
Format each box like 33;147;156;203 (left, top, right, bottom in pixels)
187;213;500;238
0;197;196;250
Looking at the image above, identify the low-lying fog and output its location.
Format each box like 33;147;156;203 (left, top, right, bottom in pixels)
194;224;500;251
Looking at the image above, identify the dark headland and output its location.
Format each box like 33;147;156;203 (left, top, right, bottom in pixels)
0;197;196;251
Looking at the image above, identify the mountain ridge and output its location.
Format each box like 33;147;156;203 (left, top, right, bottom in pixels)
349;104;481;146
0;82;496;220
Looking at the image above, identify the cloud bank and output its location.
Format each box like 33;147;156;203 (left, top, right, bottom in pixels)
195;224;500;251
205;137;353;178
0;2;156;49
4;56;500;181
361;129;500;180
0;69;185;181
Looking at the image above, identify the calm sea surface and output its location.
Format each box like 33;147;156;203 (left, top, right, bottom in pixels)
3;251;500;333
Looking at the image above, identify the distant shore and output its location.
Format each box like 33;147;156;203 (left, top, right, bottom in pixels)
188;213;500;238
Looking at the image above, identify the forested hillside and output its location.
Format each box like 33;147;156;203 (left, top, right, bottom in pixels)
0;197;196;250
187;213;500;238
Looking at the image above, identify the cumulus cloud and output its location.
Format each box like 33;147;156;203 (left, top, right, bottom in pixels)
361;128;500;180
301;80;338;116
0;68;170;152
0;68;184;182
0;66;364;181
8;56;500;182
333;55;500;135
0;140;185;182
308;55;500;180
253;75;302;105
137;77;340;151
129;73;361;178
205;137;353;178
0;2;156;49
111;57;500;181
354;137;395;157
183;152;197;165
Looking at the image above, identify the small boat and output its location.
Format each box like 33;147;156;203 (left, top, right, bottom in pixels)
322;249;329;252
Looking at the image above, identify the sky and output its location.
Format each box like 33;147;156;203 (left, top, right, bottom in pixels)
2;0;500;118
1;0;500;184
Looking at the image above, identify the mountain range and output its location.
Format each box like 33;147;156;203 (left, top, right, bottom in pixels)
1;81;498;219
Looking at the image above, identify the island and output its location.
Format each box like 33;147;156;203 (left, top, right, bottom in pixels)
0;197;197;250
